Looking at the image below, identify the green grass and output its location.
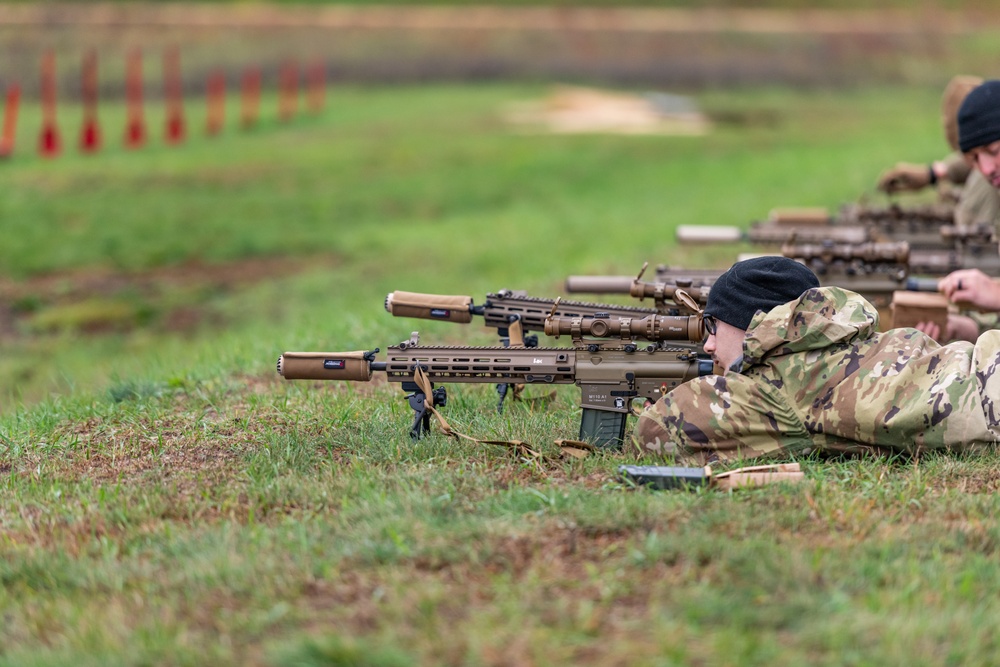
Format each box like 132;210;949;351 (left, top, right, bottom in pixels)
39;0;996;9
3;81;996;665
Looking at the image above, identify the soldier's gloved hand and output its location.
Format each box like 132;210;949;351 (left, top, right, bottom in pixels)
876;163;933;193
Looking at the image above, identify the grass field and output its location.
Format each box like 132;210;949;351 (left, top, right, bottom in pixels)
4;81;1000;665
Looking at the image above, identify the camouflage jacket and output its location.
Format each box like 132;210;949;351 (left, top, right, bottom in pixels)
634;286;1000;465
956;168;1000;230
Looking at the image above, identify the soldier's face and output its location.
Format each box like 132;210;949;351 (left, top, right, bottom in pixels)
967;140;1000;188
703;319;745;374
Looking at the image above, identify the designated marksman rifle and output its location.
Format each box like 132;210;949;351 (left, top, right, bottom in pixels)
384;287;704;349
677;201;996;254
565;251;941;317
386;275;708;337
385;286;707;409
278;310;712;449
565;263;719;298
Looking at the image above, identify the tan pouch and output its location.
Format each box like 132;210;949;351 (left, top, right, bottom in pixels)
889;291;948;332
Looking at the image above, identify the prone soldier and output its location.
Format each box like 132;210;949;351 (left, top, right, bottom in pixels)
633;256;1000;465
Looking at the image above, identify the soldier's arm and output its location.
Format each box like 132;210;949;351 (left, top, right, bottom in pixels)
632;372;813;466
941;152;972;185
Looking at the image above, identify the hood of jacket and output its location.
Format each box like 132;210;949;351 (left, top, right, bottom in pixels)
739;286;880;371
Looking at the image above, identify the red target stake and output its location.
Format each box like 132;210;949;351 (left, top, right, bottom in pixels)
38;50;61;158
0;83;20;159
163;46;185;145
124;48;146;149
79;49;101;153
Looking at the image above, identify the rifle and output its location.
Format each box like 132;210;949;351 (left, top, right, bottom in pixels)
564;248;941;313
678;200;990;252
384;286;704;348
565;263;719;297
778;240;942;307
385;286;706;411
676;223;870;245
838;201;955;230
278;313;712;449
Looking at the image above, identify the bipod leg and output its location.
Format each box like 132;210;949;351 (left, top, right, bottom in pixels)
496;382;509;414
407;389;430;440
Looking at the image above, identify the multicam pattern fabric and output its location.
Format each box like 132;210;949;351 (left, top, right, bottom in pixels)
634;286;1000;465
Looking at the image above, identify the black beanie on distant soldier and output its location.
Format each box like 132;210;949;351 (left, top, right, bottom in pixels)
704;256;820;331
958;80;1000;153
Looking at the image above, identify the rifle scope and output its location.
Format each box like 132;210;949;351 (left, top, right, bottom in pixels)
782;240;910;264
544;313;703;342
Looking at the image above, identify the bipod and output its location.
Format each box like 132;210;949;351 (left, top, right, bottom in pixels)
403;380;448;439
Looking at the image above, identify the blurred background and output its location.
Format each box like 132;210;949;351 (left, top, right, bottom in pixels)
1;0;998;411
0;2;996;97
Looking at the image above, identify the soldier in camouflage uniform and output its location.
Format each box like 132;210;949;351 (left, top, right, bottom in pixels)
633;256;1000;465
924;81;1000;342
877;75;1000;230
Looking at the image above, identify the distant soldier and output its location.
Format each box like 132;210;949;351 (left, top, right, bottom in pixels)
633;256;1000;465
921;80;1000;342
877;75;1000;230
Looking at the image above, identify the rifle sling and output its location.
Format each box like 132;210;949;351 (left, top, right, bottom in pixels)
508;317;525;347
412;366;545;466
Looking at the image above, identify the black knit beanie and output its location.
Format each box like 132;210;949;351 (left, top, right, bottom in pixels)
958;80;1000;153
704;256;820;331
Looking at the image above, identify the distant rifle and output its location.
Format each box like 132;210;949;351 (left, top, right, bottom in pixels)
679;201;992;252
779;240;942;307
278;313;711;449
565;263;719;298
676;223;870;246
838;201;954;230
564;248;941;311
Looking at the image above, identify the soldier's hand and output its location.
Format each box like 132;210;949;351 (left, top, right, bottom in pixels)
939;269;1000;312
876;162;932;193
915;315;979;343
